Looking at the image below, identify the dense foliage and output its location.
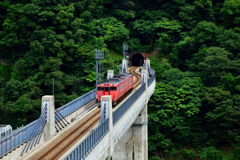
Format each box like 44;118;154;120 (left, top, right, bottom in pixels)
146;0;240;159
0;0;128;127
1;0;240;159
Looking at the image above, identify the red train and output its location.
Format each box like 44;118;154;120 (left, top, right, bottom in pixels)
97;73;134;105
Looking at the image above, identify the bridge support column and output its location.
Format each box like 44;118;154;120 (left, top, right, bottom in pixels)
107;70;114;80
112;125;134;160
133;101;148;160
112;104;148;160
41;95;55;141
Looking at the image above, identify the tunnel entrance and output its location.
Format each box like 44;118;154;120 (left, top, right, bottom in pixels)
131;53;144;66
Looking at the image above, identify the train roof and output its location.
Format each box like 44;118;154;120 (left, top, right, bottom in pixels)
100;73;133;85
115;73;132;79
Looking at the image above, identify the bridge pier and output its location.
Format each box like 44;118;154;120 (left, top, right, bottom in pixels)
112;124;134;160
112;104;148;160
134;103;148;160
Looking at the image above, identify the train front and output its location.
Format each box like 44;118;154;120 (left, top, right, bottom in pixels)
97;83;117;104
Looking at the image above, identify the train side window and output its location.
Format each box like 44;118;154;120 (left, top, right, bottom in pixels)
110;87;117;90
98;87;104;90
120;84;123;91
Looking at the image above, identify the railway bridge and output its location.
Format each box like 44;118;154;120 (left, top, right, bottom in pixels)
0;59;155;160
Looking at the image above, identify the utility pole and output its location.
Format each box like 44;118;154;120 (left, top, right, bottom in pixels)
123;43;128;60
95;48;104;93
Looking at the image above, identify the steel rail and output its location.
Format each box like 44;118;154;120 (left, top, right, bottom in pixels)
34;108;101;160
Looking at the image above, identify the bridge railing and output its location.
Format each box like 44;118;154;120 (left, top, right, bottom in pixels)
113;68;155;125
64;118;109;160
0;89;97;158
113;83;146;125
56;89;97;121
0;119;37;158
20;105;48;156
148;68;155;87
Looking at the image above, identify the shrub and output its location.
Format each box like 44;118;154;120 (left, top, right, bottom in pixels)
182;149;197;160
226;148;240;160
199;146;223;160
149;156;161;160
170;148;178;156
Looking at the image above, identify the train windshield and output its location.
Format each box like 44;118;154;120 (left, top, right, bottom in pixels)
110;87;117;91
105;87;109;91
97;87;104;90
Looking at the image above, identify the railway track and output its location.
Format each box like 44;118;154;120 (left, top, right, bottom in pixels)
27;66;141;160
28;107;101;160
114;66;141;105
128;66;141;88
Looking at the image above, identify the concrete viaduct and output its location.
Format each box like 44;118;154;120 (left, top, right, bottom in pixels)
0;58;155;160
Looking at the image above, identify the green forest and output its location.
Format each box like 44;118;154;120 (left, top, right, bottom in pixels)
0;0;240;159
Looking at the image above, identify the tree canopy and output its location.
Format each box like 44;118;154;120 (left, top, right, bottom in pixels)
1;0;240;159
